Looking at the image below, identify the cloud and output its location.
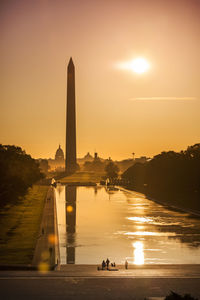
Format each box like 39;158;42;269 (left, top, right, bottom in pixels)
130;97;197;101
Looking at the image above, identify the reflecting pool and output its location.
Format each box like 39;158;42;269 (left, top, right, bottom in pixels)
55;185;200;264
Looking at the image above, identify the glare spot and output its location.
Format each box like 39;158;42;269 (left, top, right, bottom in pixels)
48;234;58;245
67;205;73;212
38;262;49;273
41;251;50;260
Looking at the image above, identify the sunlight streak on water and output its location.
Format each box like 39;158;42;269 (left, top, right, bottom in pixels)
124;231;177;236
127;217;152;223
133;241;144;265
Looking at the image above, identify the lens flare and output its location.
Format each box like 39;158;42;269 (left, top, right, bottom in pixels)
38;262;50;273
66;205;73;212
48;234;58;245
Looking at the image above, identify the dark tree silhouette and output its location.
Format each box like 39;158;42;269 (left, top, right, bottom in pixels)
83;160;105;172
165;291;198;300
38;159;50;174
105;161;119;183
0;144;43;206
122;144;200;211
122;162;146;192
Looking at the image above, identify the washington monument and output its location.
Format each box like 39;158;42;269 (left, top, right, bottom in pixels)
65;57;77;174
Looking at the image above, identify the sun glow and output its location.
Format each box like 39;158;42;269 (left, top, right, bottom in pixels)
118;57;150;74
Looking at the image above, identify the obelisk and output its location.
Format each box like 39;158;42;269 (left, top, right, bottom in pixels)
65;57;77;174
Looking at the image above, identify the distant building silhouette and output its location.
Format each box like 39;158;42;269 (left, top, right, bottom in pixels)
77;152;93;167
94;152;100;161
47;145;65;171
47;146;150;173
65;57;77;174
55;144;64;162
134;156;149;164
84;152;93;161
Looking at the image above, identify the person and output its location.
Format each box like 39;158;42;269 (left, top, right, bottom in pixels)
125;260;128;269
102;260;106;270
106;258;110;269
113;262;116;267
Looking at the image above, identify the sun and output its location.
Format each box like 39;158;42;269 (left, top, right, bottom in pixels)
117;57;150;74
129;57;150;73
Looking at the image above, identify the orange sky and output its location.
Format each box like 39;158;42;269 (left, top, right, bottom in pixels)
1;0;200;160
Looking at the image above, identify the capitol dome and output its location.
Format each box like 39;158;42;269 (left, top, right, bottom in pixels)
55;145;64;161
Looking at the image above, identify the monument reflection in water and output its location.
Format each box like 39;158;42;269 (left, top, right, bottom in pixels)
65;185;76;264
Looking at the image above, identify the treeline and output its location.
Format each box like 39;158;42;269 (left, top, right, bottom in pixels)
84;159;105;172
122;144;200;211
0;144;43;206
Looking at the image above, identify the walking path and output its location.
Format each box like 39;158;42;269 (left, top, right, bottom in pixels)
59;264;200;278
32;186;59;270
0;268;200;300
1;264;200;278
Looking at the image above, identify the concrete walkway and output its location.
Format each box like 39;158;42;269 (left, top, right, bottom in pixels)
32;186;59;270
0;273;200;300
1;264;200;278
1;265;200;299
59;264;200;278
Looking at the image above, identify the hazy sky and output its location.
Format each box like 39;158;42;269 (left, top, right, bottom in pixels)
1;0;200;160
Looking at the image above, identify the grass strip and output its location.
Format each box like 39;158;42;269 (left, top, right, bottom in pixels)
0;185;48;265
59;171;104;183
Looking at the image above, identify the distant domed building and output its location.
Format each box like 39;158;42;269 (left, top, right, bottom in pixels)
47;145;65;171
55;144;64;161
84;152;93;162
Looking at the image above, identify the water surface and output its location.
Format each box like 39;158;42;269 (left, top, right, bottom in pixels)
55;185;200;264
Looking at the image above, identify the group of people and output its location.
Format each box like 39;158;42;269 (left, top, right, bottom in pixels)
98;258;129;270
101;258;116;270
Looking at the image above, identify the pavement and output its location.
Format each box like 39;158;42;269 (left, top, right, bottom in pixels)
0;265;200;300
32;186;59;270
58;264;200;278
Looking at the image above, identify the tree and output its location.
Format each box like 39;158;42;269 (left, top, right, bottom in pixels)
84;160;105;172
105;161;119;182
122;162;146;192
0;144;43;206
38;159;49;174
122;144;200;211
